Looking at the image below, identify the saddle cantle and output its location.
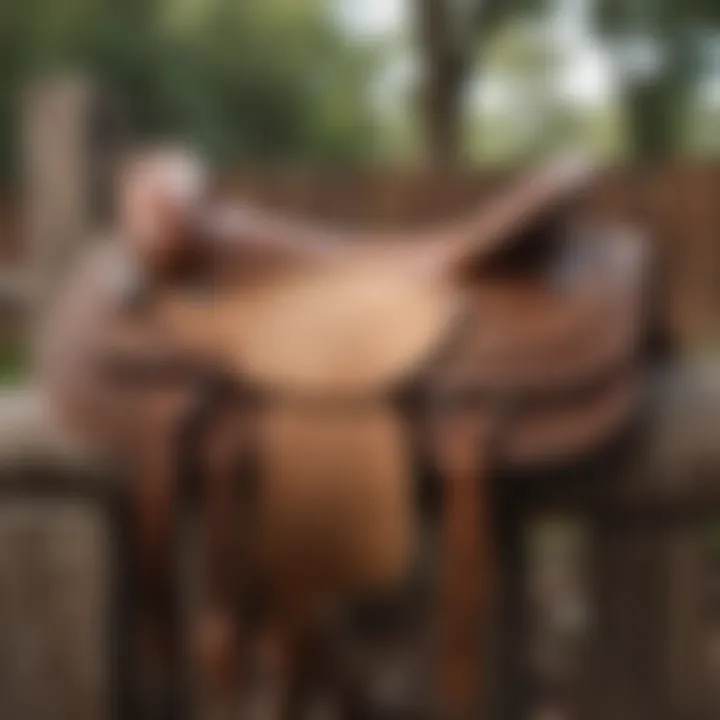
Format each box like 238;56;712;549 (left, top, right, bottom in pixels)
42;151;650;718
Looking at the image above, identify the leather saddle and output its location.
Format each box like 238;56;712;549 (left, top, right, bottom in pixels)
41;151;649;718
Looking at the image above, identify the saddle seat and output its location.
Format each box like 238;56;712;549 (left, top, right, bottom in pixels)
152;224;644;454
154;254;463;396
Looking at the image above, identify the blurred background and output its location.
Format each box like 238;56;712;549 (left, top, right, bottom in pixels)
0;0;719;182
0;1;720;719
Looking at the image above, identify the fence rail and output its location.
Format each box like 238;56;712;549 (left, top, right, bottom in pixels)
0;362;719;719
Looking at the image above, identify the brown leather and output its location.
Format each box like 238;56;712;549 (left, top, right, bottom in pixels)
42;154;649;719
196;396;255;693
257;400;418;594
132;391;188;675
121;151;592;284
431;408;495;718
141;157;596;396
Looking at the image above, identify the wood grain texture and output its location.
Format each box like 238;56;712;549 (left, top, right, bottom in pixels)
0;501;111;720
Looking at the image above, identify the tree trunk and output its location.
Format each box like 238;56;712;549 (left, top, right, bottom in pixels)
416;0;465;166
623;36;695;161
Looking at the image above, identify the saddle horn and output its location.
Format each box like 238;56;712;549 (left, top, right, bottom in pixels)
119;147;209;277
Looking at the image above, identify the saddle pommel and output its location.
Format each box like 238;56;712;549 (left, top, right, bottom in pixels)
119;147;209;277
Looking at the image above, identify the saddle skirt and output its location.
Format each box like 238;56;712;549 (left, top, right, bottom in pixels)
257;402;417;594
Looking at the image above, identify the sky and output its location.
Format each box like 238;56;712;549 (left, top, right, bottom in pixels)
335;0;405;38
336;0;616;111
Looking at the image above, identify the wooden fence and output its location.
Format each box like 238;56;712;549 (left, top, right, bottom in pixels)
6;163;719;348
3;363;720;720
2;146;720;717
222;163;720;352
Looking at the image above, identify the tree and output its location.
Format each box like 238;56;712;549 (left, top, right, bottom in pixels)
593;0;720;159
0;0;383;188
145;0;383;166
414;0;521;165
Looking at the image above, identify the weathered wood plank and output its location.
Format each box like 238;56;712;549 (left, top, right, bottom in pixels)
1;362;720;719
0;501;112;720
514;361;720;518
0;386;115;494
0;388;124;720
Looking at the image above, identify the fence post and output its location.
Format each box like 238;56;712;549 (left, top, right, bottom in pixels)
0;76;128;720
490;489;531;720
583;519;712;720
21;75;124;337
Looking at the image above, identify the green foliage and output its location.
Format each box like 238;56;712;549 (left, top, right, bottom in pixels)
0;343;26;385
0;0;383;187
596;0;720;35
593;0;720;159
473;20;608;163
155;0;383;166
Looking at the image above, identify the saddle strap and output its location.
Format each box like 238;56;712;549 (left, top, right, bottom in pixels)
132;390;192;708
197;393;258;695
431;406;496;719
